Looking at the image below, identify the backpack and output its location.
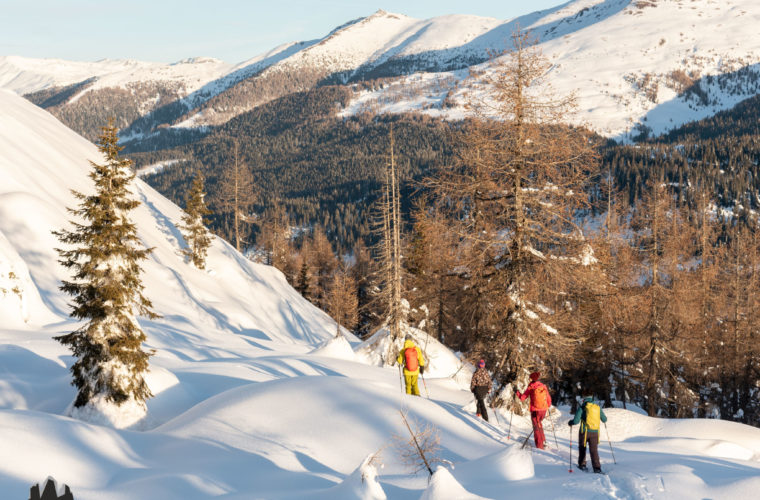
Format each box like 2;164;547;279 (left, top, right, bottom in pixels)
532;383;550;410
404;347;419;371
583;401;601;431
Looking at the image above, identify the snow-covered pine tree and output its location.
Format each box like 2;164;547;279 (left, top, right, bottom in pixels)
53;120;158;422
181;169;212;269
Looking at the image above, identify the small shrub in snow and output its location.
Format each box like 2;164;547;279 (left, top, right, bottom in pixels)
394;410;442;477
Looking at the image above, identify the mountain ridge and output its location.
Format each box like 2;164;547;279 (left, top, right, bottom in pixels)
3;0;760;145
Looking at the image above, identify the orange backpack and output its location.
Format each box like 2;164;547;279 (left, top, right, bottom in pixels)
532;383;550;409
404;347;419;371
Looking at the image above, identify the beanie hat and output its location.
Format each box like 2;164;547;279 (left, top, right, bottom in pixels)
529;371;540;381
478;359;485;368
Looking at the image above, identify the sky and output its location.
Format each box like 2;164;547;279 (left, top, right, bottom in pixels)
0;0;564;63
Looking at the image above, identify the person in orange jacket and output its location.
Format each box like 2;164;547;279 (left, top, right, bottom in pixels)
515;371;552;449
396;336;426;396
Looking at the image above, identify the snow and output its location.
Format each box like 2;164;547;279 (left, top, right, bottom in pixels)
2;87;760;498
0;54;233;98
5;2;760;140
310;333;358;360
453;445;535;482
315;454;387;500
339;0;760;141
136;159;185;178
420;467;488;500
355;324;467;379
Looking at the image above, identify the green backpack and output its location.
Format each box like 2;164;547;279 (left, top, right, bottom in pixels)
583;401;601;431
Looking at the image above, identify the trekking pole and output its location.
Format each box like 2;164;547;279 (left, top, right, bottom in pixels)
421;371;430;399
603;422;617;464
568;424;574;473
520;428;534;449
548;408;560;450
398;364;404;394
490;391;501;426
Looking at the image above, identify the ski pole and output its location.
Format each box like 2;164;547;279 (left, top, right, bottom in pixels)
521;428;534;449
490;391;501;426
548;408;559;450
568;424;573;473
603;422;617;464
398;364;404;394
421;371;430;399
507;386;514;439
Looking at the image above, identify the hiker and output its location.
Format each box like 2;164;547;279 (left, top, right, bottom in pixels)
568;389;607;473
470;359;492;421
515;371;552;449
396;336;426;396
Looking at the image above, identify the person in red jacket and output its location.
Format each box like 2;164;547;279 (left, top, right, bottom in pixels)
515;371;552;449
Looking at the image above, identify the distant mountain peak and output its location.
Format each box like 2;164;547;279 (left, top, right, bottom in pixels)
173;56;225;65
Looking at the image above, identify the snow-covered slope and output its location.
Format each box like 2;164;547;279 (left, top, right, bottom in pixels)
343;0;760;140
0;88;337;343
0;46;306;142
0;55;233;97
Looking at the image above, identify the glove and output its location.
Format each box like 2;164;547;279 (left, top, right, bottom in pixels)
419;366;425;375
515;390;522;398
568;420;574;427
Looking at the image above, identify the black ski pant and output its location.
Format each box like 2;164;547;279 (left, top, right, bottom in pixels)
473;386;489;421
578;430;601;470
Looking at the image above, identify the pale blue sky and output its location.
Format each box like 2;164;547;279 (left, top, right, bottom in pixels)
0;0;564;63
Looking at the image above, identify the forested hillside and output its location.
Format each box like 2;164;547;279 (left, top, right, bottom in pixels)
132;57;760;428
610;93;760;214
135;85;454;249
138;82;760;252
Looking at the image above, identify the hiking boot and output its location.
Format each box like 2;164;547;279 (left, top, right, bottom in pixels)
577;464;588;471
593;468;603;474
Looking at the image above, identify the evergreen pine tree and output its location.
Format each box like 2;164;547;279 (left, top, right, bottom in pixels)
181;169;213;269
53;120;158;415
296;260;311;299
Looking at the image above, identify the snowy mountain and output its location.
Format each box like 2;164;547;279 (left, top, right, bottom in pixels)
342;0;760;140
0;44;305;142
6;0;760;145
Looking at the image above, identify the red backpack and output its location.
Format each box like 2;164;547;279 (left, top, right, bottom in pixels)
404;347;419;371
532;383;550;410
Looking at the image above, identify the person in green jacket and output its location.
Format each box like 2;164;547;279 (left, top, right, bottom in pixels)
568;389;607;473
396;336;426;396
